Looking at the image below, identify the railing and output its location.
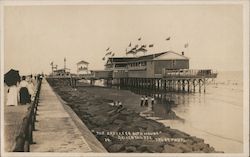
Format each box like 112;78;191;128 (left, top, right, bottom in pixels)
47;75;72;78
13;77;42;152
91;70;113;79
127;66;147;71
78;73;94;78
162;69;218;78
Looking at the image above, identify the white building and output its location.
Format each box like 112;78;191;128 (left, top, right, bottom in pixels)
77;60;89;74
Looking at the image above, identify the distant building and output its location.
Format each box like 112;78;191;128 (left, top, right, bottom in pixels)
77;60;89;75
53;68;71;76
104;51;189;78
50;57;71;77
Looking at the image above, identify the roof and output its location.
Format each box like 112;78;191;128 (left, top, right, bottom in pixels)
153;51;189;60
77;60;89;65
127;51;188;62
105;51;188;65
133;52;167;62
107;57;135;62
105;57;135;66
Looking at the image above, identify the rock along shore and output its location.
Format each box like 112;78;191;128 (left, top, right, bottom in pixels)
46;78;221;153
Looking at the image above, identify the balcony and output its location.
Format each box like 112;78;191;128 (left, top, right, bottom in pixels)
128;66;147;71
162;69;218;79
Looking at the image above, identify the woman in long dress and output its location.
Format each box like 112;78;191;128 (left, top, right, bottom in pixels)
6;84;18;106
19;76;31;105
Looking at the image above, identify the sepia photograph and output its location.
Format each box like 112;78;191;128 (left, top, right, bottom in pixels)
1;0;249;157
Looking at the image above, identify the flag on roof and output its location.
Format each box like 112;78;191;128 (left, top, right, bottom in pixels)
128;42;132;47
137;47;147;53
126;49;136;55
131;47;137;51
126;50;132;55
105;51;112;56
126;44;140;55
137;45;147;50
184;43;189;48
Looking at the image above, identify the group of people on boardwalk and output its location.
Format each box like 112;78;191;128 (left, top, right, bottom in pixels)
140;95;155;109
6;75;38;106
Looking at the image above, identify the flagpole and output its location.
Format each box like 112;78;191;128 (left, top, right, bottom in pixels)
165;37;171;51
50;62;53;75
184;42;189;55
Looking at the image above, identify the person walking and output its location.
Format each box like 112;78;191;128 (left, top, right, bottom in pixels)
19;76;31;105
4;69;20;106
6;84;18;106
27;76;35;101
30;75;36;85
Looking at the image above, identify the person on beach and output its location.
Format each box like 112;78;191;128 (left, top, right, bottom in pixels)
118;101;122;107
144;96;148;107
151;96;155;110
19;76;31;105
116;101;124;113
110;100;115;106
140;96;144;107
6;84;18;106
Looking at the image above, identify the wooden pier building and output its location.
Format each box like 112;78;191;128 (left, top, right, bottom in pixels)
97;51;216;93
49;51;217;93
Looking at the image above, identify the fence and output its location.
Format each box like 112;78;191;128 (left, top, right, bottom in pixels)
13;77;42;152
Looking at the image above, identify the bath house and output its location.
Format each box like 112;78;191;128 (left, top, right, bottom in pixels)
103;51;189;78
88;51;216;93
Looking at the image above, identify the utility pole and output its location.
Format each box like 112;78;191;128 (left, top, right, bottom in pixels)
50;62;54;75
64;57;66;70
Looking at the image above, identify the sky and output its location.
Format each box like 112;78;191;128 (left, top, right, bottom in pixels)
3;4;243;75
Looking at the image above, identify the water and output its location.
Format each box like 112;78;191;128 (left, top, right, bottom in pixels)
156;71;243;153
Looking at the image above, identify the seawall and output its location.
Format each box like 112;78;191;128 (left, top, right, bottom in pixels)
46;78;222;153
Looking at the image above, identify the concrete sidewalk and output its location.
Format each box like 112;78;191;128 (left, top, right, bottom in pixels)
30;79;93;152
3;85;30;152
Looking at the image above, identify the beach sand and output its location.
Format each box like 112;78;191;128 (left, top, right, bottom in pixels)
47;78;221;153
